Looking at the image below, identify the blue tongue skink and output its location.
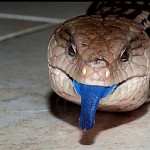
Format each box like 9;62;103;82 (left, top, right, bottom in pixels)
73;80;117;130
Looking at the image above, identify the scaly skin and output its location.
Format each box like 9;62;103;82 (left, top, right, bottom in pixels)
48;15;150;112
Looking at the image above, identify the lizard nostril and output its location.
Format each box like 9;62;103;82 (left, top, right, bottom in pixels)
88;56;109;68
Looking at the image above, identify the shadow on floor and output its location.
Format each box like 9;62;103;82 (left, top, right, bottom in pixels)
47;91;149;145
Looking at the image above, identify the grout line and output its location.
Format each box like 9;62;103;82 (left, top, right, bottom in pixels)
0;13;66;24
0;110;49;113
0;23;55;42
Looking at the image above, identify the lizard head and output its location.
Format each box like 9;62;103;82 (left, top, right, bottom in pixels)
48;15;150;130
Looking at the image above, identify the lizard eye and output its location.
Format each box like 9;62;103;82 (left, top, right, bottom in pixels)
120;48;129;62
68;42;77;57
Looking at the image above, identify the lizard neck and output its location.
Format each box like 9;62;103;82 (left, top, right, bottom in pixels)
87;1;150;37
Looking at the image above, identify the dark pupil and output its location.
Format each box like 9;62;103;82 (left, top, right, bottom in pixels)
121;50;129;62
68;45;76;57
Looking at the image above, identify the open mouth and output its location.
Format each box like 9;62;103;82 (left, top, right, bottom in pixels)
49;65;137;88
49;65;147;130
72;74;147;130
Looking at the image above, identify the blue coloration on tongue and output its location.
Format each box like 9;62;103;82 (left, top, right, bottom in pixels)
73;80;117;130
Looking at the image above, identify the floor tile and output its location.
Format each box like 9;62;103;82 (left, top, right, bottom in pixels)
0;2;91;19
0;18;46;37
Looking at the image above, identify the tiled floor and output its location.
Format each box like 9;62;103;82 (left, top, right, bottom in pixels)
0;2;150;150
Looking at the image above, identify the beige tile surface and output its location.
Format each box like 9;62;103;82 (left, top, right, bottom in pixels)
0;2;91;19
0;18;45;36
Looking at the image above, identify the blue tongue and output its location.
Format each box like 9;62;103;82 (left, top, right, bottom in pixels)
73;80;117;130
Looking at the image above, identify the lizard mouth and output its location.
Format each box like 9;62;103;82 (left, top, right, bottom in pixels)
72;75;147;130
49;65;147;130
